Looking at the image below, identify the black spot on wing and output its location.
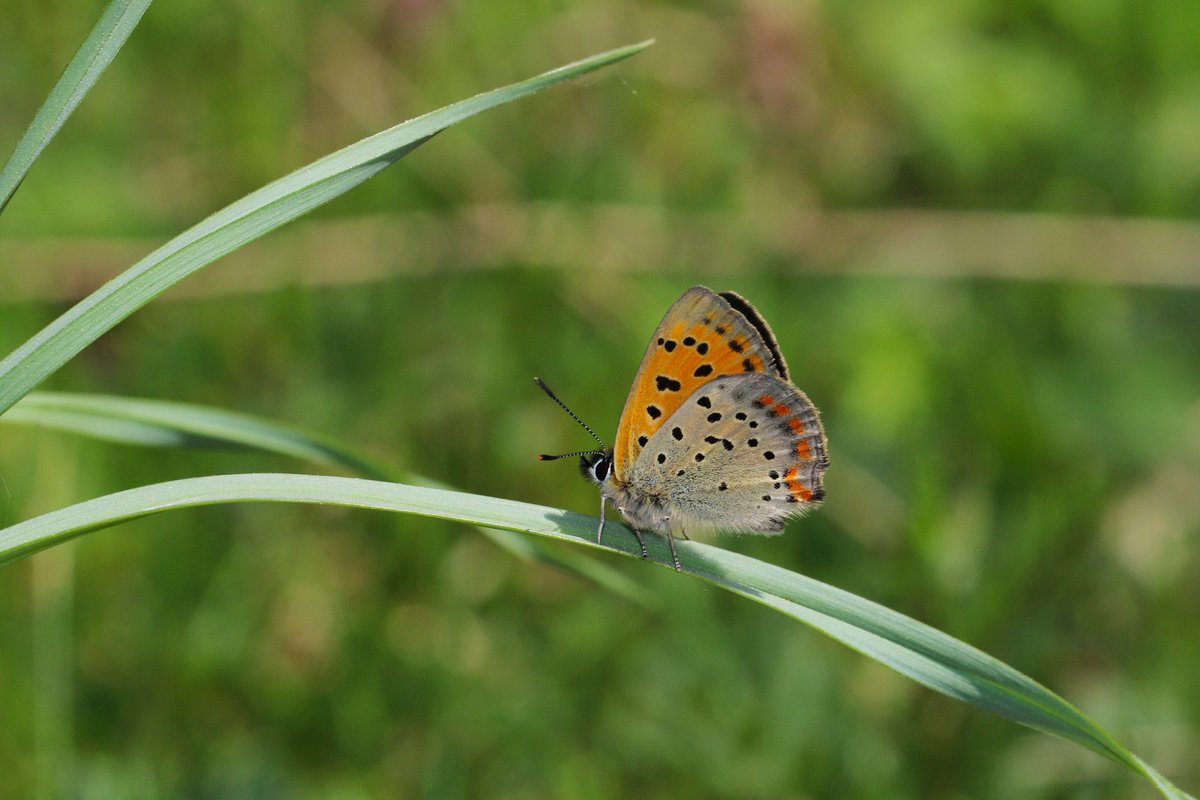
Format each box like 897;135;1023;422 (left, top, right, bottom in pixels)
718;290;789;380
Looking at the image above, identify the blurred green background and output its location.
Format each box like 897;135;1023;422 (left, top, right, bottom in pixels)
2;0;1198;797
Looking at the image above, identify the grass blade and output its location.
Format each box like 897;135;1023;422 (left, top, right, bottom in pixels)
0;41;652;416
0;0;152;213
0;475;1189;799
2;391;657;606
4;391;394;476
692;554;1191;799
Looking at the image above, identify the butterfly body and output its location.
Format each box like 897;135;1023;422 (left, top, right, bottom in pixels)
541;286;827;570
591;370;825;533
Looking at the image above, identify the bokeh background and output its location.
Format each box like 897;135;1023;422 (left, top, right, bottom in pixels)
2;0;1199;797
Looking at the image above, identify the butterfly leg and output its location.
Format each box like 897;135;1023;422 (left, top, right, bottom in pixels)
596;496;607;545
631;528;649;560
664;531;682;572
600;500;649;559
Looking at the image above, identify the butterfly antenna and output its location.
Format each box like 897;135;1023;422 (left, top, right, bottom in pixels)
533;377;606;459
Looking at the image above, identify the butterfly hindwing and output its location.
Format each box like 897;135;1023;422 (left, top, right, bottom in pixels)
624;373;827;534
612;287;790;478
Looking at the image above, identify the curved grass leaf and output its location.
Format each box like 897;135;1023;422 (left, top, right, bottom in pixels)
0;40;652;416
4;391;394;476
1;391;656;606
0;0;152;213
0;474;1189;799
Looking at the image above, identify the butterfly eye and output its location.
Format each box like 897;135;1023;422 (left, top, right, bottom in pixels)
592;456;610;482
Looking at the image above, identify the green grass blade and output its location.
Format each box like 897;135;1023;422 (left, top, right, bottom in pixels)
1;391;657;607
4;391;395;476
0;0;152;213
694;560;1191;798
0;476;1189;799
0;40;651;416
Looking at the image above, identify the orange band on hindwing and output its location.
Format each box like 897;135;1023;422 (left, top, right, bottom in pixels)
783;465;814;502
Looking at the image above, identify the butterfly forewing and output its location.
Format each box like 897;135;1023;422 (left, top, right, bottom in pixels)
612;287;790;478
626;373;827;534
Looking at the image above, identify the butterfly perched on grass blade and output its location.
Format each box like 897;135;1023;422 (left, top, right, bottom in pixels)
538;286;828;570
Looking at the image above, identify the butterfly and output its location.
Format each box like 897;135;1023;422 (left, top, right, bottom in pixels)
537;286;828;571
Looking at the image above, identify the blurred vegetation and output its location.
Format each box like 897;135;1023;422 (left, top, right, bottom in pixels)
1;0;1198;797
